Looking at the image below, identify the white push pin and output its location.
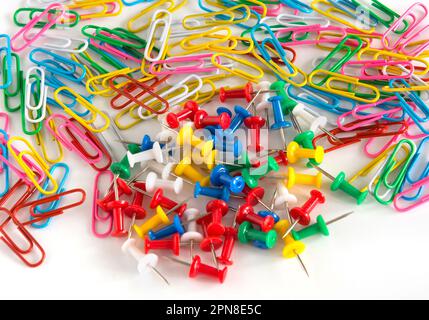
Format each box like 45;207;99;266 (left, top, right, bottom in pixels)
274;182;297;209
127;142;164;167
292;104;328;134
121;238;170;285
181;208;204;259
147;160;175;180
145;171;184;194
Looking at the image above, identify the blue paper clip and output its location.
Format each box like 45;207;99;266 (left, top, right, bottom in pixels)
29;48;86;83
0;34;12;89
392;79;429;135
328;0;378;27
0;143;10;197
122;0;153;5
400;137;429;201
280;0;314;13
31;163;70;229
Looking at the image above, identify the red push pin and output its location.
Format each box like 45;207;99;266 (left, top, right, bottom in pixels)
236;203;274;232
166;101;200;129
194;110;231;130
144;233;181;256
244;116;266;152
219;82;253;103
106;176;130;237
273;150;288;167
283;190;326;238
217;227;238;266
205;200;229;237
98;178;132;211
124;182;147;220
197;215;223;270
150;188;187;217
241;185;273;212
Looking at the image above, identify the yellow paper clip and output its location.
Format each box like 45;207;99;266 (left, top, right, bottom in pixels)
35;106;63;164
7;137;58;195
69;0;123;20
54;87;110;132
211;53;264;83
179;26;232;53
308;69;380;103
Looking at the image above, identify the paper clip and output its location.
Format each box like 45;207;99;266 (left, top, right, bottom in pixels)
149;53;220;75
372;139;416;205
3;54;23;113
22;72;44;136
0;208;45;268
14;7;80;29
31;163;69;229
394;176;429;212
29;48;86;83
45;114;104;165
178;26;232;54
0;145;10;197
308;69;380;103
145;10;172;62
92;171;113;238
341;60;414;81
382;3;428;52
276;25;346;47
8;137;58;195
54;87;110;132
31;35;88;53
182;5;250;29
25;67;47;114
280;0;313;13
0;34;12;89
211;53;264;83
11;3;66;52
67;0;123;21
351;0;405;29
82;25;147;50
327;0;378;27
311;0;376;34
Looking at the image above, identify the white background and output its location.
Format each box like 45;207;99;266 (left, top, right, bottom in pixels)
1;0;429;300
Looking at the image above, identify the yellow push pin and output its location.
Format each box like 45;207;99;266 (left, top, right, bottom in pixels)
274;220;308;277
133;206;170;238
175;157;211;186
287;141;324;164
176;126;214;158
192;148;217;170
287;167;323;189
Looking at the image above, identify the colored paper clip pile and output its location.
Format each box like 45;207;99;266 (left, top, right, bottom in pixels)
0;0;429;284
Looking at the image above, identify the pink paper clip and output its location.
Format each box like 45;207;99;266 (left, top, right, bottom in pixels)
252;3;284;16
363;121;407;158
92;171;114;238
149;53;221;75
0;113;9;144
11;3;66;52
383;3;428;52
403;117;429;140
394;176;429;212
275;25;347;47
45;114;104;164
89;39;142;64
342;60;414;80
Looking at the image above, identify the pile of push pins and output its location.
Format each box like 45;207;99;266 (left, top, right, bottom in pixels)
0;0;428;284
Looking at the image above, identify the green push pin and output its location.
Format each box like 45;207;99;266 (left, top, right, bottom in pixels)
110;144;141;179
292;211;353;240
224;152;253;173
270;81;297;115
242;156;279;188
311;165;369;205
238;221;277;249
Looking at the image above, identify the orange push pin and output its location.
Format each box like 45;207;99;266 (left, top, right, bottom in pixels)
287;141;324;164
274;220;308;277
133;206;170;238
287;167;322;189
175;157;210;186
176;126;214;157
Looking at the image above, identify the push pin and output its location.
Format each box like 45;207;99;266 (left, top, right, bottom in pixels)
274;220;309;277
121;238;170;285
287;167;323;189
148;215;185;240
165;256;228;283
194;110;231;130
145;233;181;256
194;182;231;202
206;200;229;236
236;203;274;232
110;144;142;179
269;96;292;148
175;157;211;186
287;141;324;164
292;212;353;240
241;156;279;188
274;181;297;209
133;206;170;238
197;214;224;270
176;126;214;158
272;150;288;167
225;105;251;134
166;100;200;128
310;165;369;205
145;171;184;194
219;82;254;103
238;221;277;249
106;175;130;237
181;208;204;259
127;141;164;167
258;211;280;224
210;165;245;194
241;186;275;213
282;190;326;239
98;177;132;212
124;181;147;220
149;189;188;216
217;227;237;266
270;81;297;115
244;116;266;152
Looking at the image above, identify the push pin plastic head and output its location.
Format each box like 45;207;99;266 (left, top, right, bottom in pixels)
145;233;181;256
121;238;159;274
290;190;325;226
166;100;200;128
292;215;329;240
206;200;229;236
194;110;231;130
189;255;228;283
287;141;324;164
274;182;297;208
236;203;274;232
274;220;306;259
194;182;231;202
238;221;277;249
210;165;245;194
287;167;323;189
146;171;184;194
133;206;170;238
127;142;164;167
219;82;253;103
148;215;185;240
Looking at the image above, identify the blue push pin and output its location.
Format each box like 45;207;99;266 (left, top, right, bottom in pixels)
269;96;291;147
194;182;231;202
227;106;252;134
148;215;185;240
214;134;242;158
258;211;280;224
210;165;245;194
